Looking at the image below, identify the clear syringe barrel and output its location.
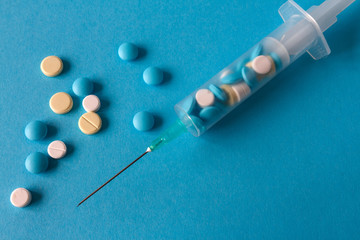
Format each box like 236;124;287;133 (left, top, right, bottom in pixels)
174;0;353;137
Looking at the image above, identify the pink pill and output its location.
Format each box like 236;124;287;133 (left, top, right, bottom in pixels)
252;55;272;75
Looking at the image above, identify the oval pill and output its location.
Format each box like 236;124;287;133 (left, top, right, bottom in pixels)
49;92;73;114
10;188;32;208
133;111;155;131
195;89;215;108
241;66;258;89
72;77;93;97
220;72;242;84
40;56;63;77
78;112;102;135
118;42;138;61
181;97;196;114
252;55;272;75
25;152;48;174
47;140;67;159
25;120;47;141
199;106;220;121
82;95;101;112
143;67;163;85
209;84;228;102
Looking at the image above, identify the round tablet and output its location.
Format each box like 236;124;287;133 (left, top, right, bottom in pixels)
40;56;63;77
133;111;154;131
25;152;48;174
220;85;237;106
195;89;215;108
252;55;272;75
10;188;32;208
25;120;47;141
209;84;228;102
47;140;67;159
82;95;101;112
143;67;163;85
118;42;138;61
49;92;73;114
78;112;102;135
72;77;93;97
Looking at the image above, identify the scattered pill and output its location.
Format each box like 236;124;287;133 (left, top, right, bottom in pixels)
143;67;163;85
209;84;228;102
10;188;32;208
220;85;237;105
78;112;102;135
133;111;154;131
231;82;251;102
251;44;263;60
118;42;138;61
252;55;273;75
25;120;47;141
47;140;67;159
40;56;63;77
181;97;196;114
221;72;243;84
241;66;258;89
199;106;220;121
25;152;48;174
72;77;93;97
49;92;73;114
82;95;101;112
195;89;215;108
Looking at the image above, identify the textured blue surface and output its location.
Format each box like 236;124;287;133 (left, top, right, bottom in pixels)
0;0;360;239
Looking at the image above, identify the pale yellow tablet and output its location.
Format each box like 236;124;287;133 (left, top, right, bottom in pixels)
49;92;73;114
78;112;102;135
41;56;63;77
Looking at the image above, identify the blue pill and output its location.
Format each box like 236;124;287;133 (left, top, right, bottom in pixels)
25;121;47;141
143;67;163;85
241;66;258;89
181;97;196;114
25;152;48;174
269;52;282;70
133;111;155;131
221;72;242;84
251;44;263;60
72;77;93;97
199;106;220;121
209;84;228;102
190;115;205;133
118;42;138;61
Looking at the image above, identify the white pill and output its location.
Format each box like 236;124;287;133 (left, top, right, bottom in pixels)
231;82;251;102
82;95;101;112
252;55;272;75
10;188;32;208
47;140;67;159
195;89;215;108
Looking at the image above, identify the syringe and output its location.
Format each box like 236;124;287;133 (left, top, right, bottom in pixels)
78;0;355;206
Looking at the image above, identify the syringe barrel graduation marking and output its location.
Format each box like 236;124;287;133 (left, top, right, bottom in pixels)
174;0;354;137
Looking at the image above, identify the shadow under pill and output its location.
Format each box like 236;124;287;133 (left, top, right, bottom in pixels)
137;47;148;60
161;71;172;86
65;142;75;157
46;157;58;172
152;115;163;130
92;81;103;93
70;94;81;110
29;190;42;206
97;98;110;112
46;124;58;139
60;58;71;75
99;114;109;132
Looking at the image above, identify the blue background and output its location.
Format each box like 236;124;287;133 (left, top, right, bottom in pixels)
1;0;359;239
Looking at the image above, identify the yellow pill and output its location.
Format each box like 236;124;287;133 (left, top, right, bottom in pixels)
220;84;237;105
41;56;63;77
78;112;102;135
49;92;73;114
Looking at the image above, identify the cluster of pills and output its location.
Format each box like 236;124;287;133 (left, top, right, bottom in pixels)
118;42;163;132
176;39;284;135
10;56;104;208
